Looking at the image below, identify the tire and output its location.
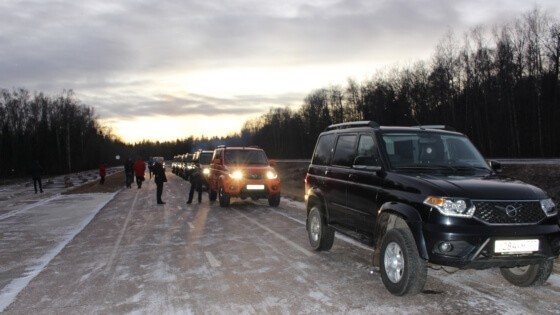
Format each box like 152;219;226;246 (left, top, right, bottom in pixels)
307;206;335;251
209;189;217;201
218;185;230;207
268;194;280;207
500;260;553;287
380;228;427;296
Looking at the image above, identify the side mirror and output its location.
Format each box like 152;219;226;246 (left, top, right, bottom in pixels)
269;160;277;166
212;158;222;166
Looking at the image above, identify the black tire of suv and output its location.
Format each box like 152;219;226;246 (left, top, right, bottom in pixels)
307;206;335;251
268;194;280;207
499;260;554;287
380;228;427;296
218;185;230;207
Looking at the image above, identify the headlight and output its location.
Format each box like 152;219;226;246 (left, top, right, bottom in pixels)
424;196;475;218
230;170;243;179
202;168;210;175
266;170;278;179
541;198;557;217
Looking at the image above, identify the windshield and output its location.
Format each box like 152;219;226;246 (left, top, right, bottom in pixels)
199;152;213;165
381;131;489;171
224;150;268;165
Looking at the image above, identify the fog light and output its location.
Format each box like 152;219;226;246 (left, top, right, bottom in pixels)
439;242;453;253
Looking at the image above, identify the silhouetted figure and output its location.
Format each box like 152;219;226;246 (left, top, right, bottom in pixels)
99;163;107;185
153;158;167;204
187;162;202;204
30;160;43;193
124;158;134;188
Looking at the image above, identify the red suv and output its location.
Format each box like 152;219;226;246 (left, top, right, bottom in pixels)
209;146;281;207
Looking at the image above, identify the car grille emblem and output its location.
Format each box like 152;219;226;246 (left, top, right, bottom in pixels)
495;204;521;217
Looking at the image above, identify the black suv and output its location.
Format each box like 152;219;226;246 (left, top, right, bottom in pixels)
305;121;560;296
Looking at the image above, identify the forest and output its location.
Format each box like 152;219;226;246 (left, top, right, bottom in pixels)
1;8;559;178
243;8;560;159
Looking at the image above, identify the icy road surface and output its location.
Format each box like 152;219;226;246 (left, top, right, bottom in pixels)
1;170;559;314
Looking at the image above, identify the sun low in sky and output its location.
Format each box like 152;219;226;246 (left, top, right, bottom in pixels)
1;0;559;143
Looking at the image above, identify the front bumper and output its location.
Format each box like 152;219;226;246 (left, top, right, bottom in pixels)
423;222;560;269
222;179;281;199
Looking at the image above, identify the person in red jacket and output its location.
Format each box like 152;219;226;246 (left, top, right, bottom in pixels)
99;163;107;185
133;158;146;188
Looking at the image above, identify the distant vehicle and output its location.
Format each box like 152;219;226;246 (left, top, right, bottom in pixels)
150;156;165;169
208;146;281;207
192;150;213;189
180;153;194;179
305;121;560;296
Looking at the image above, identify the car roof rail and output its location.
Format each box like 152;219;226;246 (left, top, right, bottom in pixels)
325;120;380;131
412;124;456;131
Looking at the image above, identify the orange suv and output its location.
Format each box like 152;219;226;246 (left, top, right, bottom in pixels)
208;146;281;207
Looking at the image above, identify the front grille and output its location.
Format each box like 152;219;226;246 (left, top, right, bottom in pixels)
473;201;545;225
244;172;264;180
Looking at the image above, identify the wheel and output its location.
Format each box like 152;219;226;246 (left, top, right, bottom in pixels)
307;206;335;251
209;189;217;201
218;185;230;207
500;260;553;287
380;228;427;296
268;194;280;207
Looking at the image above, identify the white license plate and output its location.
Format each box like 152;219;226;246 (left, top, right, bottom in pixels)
495;239;539;254
246;184;265;190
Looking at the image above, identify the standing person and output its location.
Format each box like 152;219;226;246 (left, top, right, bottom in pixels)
133;158;146;188
187;162;202;204
148;158;154;179
99;163;107;185
30;160;43;193
153;158;167;204
124;158;134;188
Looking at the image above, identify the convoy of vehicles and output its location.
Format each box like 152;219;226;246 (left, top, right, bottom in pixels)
161;120;560;296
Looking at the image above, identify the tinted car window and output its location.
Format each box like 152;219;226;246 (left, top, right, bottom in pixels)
311;133;335;166
332;134;357;167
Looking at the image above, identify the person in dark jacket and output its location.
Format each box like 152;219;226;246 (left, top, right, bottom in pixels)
124;158;134;188
30;160;43;193
153;158;167;204
187;162;202;204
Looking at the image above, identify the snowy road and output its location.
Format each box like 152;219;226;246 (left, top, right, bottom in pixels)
1;170;559;314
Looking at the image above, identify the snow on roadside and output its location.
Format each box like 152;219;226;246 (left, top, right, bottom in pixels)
0;192;118;312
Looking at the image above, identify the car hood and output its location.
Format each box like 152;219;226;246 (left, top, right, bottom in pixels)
392;172;548;200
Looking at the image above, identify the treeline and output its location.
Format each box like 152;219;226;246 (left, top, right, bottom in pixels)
242;8;560;159
0;87;246;178
0;88;238;178
0;89;127;178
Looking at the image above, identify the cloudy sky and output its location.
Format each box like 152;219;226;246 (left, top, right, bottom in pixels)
1;0;559;143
